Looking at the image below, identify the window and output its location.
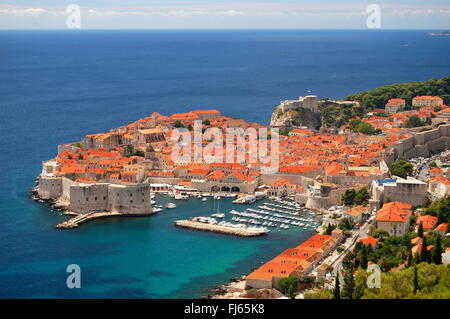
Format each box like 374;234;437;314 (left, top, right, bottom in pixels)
130;200;133;203
86;197;89;201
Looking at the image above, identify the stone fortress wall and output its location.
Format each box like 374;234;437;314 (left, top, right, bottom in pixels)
384;124;450;165
37;175;153;215
279;95;319;113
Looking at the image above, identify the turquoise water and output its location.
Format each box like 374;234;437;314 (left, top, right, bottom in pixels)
1;30;449;298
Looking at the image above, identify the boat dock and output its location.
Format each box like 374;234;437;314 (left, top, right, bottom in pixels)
175;220;269;237
56;211;123;229
55;211;156;229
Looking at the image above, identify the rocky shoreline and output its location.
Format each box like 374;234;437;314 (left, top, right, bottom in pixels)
203;276;248;299
204;275;285;299
30;179;69;213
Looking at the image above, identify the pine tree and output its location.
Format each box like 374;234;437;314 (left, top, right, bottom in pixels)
325;223;333;235
413;265;419;294
360;245;368;270
418;222;424;238
333;273;340;299
342;268;355;299
407;248;413;267
420;236;429;263
431;235;442;264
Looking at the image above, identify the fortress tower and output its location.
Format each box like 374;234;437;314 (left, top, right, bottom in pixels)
279;95;318;113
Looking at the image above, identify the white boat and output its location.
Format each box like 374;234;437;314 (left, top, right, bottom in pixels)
174;194;183;200
202;197;208;201
165;203;176;209
152;207;163;213
211;213;225;219
151;200;156;205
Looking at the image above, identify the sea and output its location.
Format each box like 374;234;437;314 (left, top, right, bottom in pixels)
0;30;449;298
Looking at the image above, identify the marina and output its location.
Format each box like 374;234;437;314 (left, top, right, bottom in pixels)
154;190;321;236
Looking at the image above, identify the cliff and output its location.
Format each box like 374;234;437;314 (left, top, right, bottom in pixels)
270;105;321;130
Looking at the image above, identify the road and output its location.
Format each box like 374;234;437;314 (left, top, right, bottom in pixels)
329;218;372;277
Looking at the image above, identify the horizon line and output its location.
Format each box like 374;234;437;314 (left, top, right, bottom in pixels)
0;28;448;31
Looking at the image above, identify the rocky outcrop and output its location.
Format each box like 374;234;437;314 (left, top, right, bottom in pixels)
270;106;321;130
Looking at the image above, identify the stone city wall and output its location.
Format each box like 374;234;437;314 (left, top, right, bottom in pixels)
385;124;450;165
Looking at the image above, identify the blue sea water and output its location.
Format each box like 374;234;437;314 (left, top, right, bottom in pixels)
0;30;449;298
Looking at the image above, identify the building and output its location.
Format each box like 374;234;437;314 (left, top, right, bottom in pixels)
442;248;450;266
412;96;444;108
438;107;450;119
375;202;412;236
434;223;448;236
412;243;433;257
428;176;450;197
416;215;438;231
385;98;406;114
360;236;379;249
191;110;222;121
344;206;368;223
371;176;427;208
246;234;339;289
268;178;303;197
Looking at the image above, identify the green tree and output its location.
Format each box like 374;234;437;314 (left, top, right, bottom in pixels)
354;187;370;206
406;115;427;128
389;160;414;179
324;223;335;235
360;245;368;270
407;248;413;267
338;218;355;231
342;189;356;205
371;229;389;240
356;122;376;135
341;268;355;299
322;104;343;127
278;276;299;299
173;120;185;128
431;235;443;265
422;196;432;208
413;265;419;295
421;236;430;263
349;119;362;130
426;196;450;225
418;222;424;238
333;273;340;299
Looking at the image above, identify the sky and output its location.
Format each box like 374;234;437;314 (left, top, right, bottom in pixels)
0;0;450;29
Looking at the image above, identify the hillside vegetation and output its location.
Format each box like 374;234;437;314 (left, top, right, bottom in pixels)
346;76;450;110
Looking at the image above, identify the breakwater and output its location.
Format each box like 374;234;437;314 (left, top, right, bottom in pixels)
174;220;269;237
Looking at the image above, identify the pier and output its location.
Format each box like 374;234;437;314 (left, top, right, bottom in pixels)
56;211;123;229
55;211;156;229
175;220;269;237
